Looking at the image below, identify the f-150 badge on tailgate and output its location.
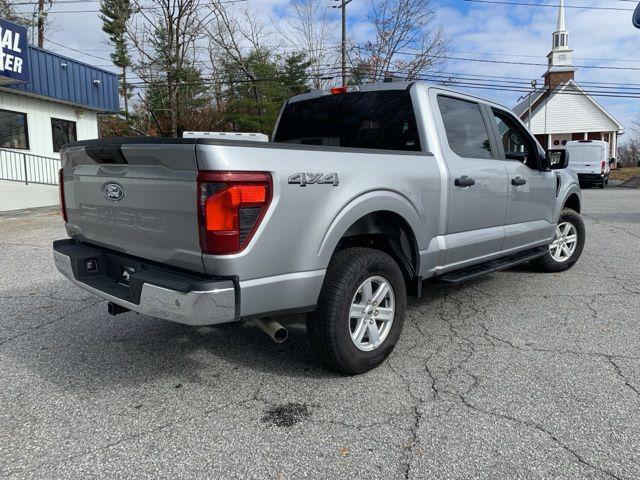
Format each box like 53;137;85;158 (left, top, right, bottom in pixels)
288;172;339;187
104;183;125;202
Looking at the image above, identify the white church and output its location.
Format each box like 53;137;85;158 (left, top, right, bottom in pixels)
513;0;624;161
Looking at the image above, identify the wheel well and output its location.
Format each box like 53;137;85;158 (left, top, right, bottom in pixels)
334;211;421;295
564;193;581;213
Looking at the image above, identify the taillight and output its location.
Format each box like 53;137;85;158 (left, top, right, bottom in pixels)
197;171;272;255
601;160;606;173
331;86;348;95
58;168;68;222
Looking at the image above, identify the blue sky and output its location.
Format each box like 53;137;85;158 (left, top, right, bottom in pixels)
30;0;640;135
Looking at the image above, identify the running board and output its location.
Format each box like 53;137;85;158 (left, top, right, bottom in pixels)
435;247;548;285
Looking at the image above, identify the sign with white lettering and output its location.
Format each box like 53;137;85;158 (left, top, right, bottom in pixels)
0;18;29;84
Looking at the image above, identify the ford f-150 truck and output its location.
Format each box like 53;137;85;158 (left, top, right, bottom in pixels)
53;81;584;374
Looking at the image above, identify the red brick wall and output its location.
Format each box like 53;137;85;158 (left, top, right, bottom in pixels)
544;70;575;88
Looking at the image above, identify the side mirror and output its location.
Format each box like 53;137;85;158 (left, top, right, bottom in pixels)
634;1;640;28
547;149;569;170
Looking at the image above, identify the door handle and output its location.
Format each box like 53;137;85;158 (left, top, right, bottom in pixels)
511;176;527;186
454;175;476;187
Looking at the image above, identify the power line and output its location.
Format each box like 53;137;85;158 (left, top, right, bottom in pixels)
351;45;640;71
42;38;640;93
462;0;635;11
45;38;112;61
14;0;248;14
119;67;640;99
450;49;640;65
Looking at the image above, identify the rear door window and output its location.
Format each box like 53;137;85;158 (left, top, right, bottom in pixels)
274;90;421;152
437;96;492;159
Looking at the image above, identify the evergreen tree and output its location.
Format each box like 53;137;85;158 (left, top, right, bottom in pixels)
100;0;133;116
222;50;311;135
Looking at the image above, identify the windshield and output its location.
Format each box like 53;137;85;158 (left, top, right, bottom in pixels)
274;90;421;152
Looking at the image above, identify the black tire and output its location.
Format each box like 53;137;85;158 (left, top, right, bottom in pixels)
307;248;407;375
531;208;585;273
599;179;605;189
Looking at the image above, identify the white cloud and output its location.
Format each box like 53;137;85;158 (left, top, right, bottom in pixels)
431;0;640;132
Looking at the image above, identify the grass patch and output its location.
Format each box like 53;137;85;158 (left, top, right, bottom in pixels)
610;167;640;182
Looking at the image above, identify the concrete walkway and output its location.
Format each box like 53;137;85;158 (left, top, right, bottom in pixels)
0;180;58;212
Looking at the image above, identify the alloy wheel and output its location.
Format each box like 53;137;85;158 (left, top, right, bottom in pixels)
549;221;578;262
348;275;395;352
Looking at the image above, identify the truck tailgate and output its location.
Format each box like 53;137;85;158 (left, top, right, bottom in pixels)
61;140;204;273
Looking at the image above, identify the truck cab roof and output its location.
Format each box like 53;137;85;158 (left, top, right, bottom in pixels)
287;80;513;112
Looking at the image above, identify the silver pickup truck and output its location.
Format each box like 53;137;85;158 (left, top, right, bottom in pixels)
53;81;583;374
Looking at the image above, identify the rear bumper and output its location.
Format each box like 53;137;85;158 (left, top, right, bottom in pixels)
578;173;606;183
53;239;237;326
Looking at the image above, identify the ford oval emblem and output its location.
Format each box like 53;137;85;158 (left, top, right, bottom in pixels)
104;183;125;202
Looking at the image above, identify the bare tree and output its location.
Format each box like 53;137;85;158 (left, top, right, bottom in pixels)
205;0;276;113
127;0;211;137
618;138;640;168
0;0;34;28
631;113;640;136
351;0;447;83
276;0;339;89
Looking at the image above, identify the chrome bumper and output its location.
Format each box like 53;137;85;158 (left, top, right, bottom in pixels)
53;247;236;326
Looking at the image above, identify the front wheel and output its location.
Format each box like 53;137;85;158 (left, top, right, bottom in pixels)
307;248;407;375
531;208;585;272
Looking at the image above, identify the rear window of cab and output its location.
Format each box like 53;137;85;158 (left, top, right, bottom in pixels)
274;90;421;152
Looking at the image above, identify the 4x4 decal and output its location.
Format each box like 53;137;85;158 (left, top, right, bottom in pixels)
288;172;339;187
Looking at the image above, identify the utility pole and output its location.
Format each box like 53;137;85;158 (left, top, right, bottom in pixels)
37;0;45;48
332;0;352;87
527;79;537;129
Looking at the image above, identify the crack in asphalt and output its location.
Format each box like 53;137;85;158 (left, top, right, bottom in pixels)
3;195;640;478
400;280;638;479
0;240;50;248
457;394;624;480
607;357;640;399
2;396;253;477
583;214;640;241
0;299;103;348
0;293;94;305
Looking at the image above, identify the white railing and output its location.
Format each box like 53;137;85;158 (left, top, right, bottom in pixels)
0;148;61;186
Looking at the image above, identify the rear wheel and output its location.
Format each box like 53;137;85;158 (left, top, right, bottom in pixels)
307;248;406;375
531;208;585;272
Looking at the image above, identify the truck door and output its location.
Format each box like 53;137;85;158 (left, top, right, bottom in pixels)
489;108;557;251
434;94;509;268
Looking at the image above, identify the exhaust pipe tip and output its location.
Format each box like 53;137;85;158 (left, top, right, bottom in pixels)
272;326;288;343
254;318;288;344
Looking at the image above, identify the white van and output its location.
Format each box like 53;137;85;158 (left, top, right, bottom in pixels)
565;140;611;188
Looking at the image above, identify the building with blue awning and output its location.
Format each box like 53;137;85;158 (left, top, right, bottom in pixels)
0;18;118;160
0;17;119;210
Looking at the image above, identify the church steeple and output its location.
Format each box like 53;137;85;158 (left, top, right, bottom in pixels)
544;0;575;87
556;0;566;31
551;0;570;56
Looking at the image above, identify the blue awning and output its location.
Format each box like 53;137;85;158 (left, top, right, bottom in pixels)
1;45;119;113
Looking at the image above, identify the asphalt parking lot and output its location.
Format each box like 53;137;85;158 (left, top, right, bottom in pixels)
1;187;639;479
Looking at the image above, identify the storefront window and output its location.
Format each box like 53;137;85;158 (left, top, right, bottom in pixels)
0;109;29;150
51;118;77;152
